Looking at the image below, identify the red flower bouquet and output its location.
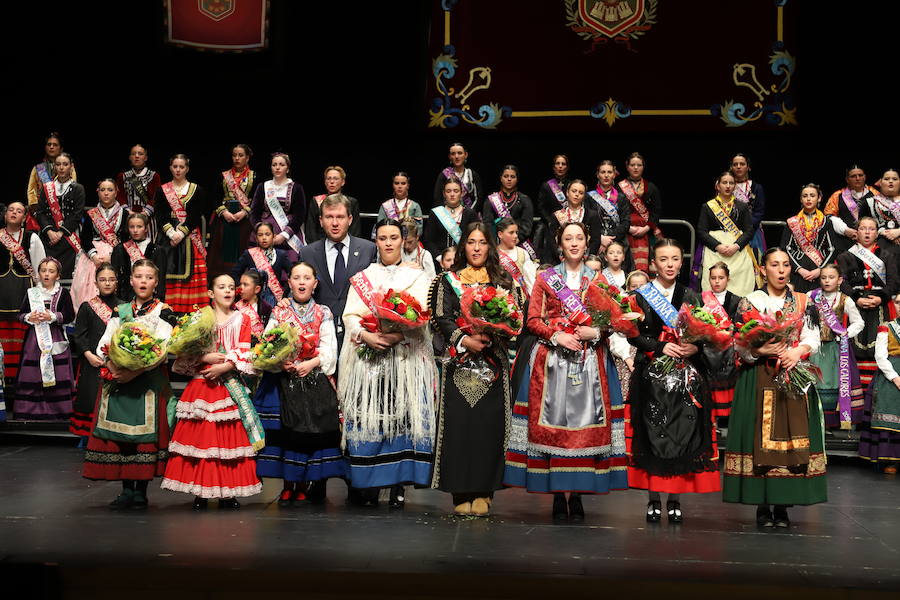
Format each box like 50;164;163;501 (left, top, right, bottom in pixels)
459;285;523;337
585;281;643;338
735;309;804;350
676;303;733;351
371;288;431;333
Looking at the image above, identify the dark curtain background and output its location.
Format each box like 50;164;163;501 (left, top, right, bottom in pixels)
2;0;895;247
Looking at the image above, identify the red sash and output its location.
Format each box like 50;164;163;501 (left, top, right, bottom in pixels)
87;296;113;324
161;182;207;258
43;181;83;254
0;229;36;280
786;216;825;266
87;206;123;247
122;240;145;264
349;271;377;313
701;291;732;326
223;169;251;208
248;247;284;301
498;249;525;288
272;301;324;339
234;299;264;337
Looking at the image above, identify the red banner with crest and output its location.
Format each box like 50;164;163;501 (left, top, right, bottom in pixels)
165;0;269;51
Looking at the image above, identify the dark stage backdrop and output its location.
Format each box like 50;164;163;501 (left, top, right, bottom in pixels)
1;0;896;250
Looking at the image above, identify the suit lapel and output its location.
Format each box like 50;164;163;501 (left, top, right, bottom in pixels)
316;241;338;296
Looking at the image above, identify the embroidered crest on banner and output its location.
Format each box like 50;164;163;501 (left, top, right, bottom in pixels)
564;0;657;49
200;0;235;21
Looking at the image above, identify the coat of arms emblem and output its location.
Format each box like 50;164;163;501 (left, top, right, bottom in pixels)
199;0;235;21
565;0;657;49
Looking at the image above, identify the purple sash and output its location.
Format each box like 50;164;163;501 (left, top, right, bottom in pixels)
487;192;511;219
810;289;852;428
841;188;860;222
443;166;473;209
547;179;566;207
540;267;588;320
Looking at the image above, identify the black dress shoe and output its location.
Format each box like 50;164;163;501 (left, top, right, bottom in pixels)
131;492;148;510
307;480;327;505
646;500;662;523
756;505;774;528
362;487;380;507
389;485;405;509
219;498;240;510
666;500;683;523
773;506;790;528
568;494;584;521
552;493;568;520
109;490;134;510
192;497;208;511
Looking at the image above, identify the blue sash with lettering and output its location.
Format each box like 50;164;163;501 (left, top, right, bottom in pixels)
635;282;678;328
588;189;618;219
432;206;462;244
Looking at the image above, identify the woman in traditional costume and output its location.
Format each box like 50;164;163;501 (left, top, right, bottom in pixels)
422;178;478;261
780;183;837;293
253;262;346;506
808;264;864;429
249;153;306;262
83;259;176;509
836;216;898;389
208;144;259;274
545;179;604;260
0;201;45;386
697;171;758;297
339;219;436;508
375;172;423;235
70;264;122;441
703;262;743;421
725;247;824;528
155;153;210;314
14;257;75;421
627;239;721;524
619;152;663;273
72;179;128;307
858;303;900;473
588;161;631;256
432;143;484;214
504;221;628;520
161;273;262;509
730;153;767;262
304;165;360;244
35;153;85;280
824;164;879;255
27;133;77;225
482;165;536;259
429;222;524;516
536;155;571;227
115;144;161;241
868;169;900;254
110;212;167;303
231;222;289;308
496;217;537;297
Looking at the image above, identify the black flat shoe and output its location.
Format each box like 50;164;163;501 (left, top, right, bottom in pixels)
307;480;327;505
666;500;683;523
192;497;208;511
568;494;584;522
219;498;240;510
773;506;790;528
362;488;380;507
109;490;134;510
552;493;568;520
756;506;774;528
646;500;662;523
389;485;405;509
131;492;148;510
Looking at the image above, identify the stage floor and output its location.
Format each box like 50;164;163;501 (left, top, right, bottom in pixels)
1;443;898;599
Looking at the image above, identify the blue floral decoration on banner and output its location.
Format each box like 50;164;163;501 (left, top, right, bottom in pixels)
590;98;632;127
428;47;512;129
712;42;796;127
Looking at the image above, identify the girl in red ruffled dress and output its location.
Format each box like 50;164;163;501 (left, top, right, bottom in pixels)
161;273;263;509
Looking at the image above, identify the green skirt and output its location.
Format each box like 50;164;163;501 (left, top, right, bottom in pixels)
723;365;827;506
871;356;900;433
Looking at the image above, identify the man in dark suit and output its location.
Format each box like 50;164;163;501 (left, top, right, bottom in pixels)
297;193;376;506
298;193;377;352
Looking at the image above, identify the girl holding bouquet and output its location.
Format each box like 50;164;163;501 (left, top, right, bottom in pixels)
626;239;721;524
725;247;824;528
339;219;436;508
836;216;899;390
809;264;864;429
110;212;167;302
14;257;76;421
429;222;525;516
83;259;177;509
504;222;629;521
253;262;345;506
69;264;122;441
161;273;263;509
703;262;743;420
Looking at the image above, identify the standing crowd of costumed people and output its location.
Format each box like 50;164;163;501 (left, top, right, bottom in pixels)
3;134;900;530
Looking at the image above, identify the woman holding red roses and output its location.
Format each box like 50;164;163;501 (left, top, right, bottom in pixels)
429;222;525;516
338;219;436;508
504;222;629;521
